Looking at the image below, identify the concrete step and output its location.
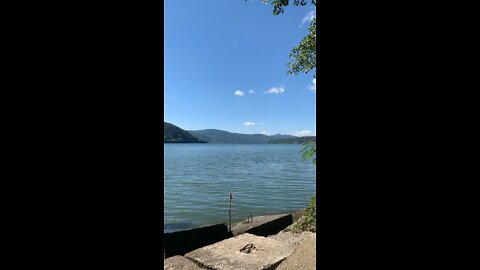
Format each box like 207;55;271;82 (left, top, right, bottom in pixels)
185;233;295;270
231;213;293;237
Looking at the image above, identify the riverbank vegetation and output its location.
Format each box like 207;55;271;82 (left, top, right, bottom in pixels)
292;195;316;233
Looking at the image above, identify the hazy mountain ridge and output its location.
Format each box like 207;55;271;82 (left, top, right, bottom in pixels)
188;129;297;144
268;136;316;144
164;122;207;143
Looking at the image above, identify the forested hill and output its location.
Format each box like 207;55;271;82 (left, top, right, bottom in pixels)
268;136;316;144
164;122;207;143
189;129;296;144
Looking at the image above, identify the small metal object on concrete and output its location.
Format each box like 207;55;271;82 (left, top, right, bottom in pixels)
164;255;205;270
185;233;295;270
239;243;256;253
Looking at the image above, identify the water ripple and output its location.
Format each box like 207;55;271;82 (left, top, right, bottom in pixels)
164;144;316;229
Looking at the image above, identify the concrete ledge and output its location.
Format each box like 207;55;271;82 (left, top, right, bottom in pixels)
164;223;232;258
276;237;316;270
164;255;206;270
185;233;295;270
231;214;293;237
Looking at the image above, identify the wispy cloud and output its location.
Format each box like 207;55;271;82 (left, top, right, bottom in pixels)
299;10;315;28
234;90;244;96
260;130;271;135
308;78;316;93
293;130;315;137
265;86;285;94
248;90;255;94
243;122;256;126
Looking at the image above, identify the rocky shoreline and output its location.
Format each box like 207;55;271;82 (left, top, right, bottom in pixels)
164;209;316;269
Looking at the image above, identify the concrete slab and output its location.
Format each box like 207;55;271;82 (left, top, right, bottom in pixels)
231;214;293;237
185;233;295;270
164;255;206;270
164;223;232;258
276;237;316;270
268;231;316;248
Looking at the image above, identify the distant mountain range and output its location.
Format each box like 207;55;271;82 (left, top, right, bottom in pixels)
268;136;316;144
188;129;297;144
164;122;316;144
164;122;207;143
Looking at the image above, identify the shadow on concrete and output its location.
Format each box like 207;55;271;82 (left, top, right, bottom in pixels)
164;223;233;258
244;214;293;237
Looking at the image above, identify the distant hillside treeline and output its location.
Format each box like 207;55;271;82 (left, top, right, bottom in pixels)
269;136;316;144
164;123;313;144
189;129;296;144
164;122;207;143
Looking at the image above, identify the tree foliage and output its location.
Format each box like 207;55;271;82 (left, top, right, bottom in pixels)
301;143;316;165
258;0;316;77
288;18;316;77
259;0;316;16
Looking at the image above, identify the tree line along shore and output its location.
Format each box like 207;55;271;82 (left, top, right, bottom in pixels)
164;122;316;144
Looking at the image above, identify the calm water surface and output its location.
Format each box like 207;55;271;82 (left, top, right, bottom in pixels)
164;144;316;232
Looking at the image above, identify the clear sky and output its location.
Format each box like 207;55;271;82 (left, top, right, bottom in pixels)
164;0;316;137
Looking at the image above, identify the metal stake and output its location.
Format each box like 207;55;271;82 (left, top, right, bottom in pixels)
228;192;233;232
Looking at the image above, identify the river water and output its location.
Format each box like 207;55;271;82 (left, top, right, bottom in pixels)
164;144;316;232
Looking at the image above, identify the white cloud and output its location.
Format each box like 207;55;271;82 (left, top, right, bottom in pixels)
265;86;285;94
300;11;316;28
243;122;256;126
248;90;255;94
293;130;315;137
234;90;244;96
260;130;271;135
308;78;316;93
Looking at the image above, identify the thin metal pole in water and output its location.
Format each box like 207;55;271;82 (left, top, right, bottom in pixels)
228;192;233;232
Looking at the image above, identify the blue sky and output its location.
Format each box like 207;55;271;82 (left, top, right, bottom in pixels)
164;0;316;137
